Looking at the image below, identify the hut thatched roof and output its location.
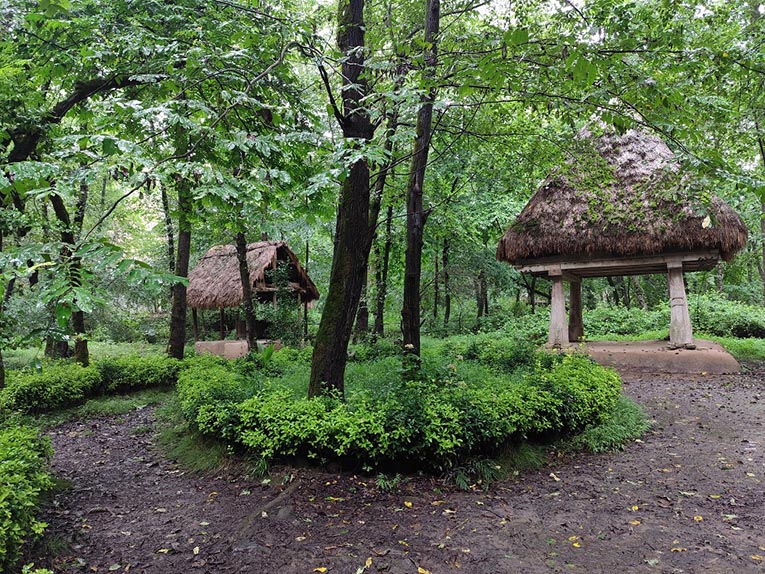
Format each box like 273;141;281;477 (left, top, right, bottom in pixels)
496;128;747;265
187;241;319;310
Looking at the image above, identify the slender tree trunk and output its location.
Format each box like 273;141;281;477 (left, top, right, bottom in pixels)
373;205;393;338
401;0;440;357
74;170;88;239
529;276;536;314
308;0;375;397
167;176;192;359
607;276;621;306
49;192;89;365
161;185;175;274
353;274;369;342
235;232;257;351
631;276;648;309
442;238;450;328
433;250;439;320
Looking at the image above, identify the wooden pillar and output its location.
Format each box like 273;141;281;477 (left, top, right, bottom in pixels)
568;279;584;342
667;262;693;348
548;271;569;347
192;308;199;342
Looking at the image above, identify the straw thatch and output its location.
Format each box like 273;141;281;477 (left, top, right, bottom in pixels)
187;241;319;310
496;127;747;264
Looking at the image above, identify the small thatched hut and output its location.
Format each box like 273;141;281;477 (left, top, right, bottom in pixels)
187;241;318;346
497;127;747;348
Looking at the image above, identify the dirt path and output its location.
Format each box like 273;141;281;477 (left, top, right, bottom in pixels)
28;368;765;574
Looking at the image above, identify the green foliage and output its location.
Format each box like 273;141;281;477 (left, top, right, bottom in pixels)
564;396;651;453
707;337;765;362
0;364;101;413
0;425;53;571
176;343;622;472
585;305;661;336
97;355;180;392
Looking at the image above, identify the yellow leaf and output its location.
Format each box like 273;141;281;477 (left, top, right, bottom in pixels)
193;546;200;555
573;542;582;548
568;536;579;542
313;569;328;573
693;515;703;522
629;520;641;525
418;568;431;574
670;547;687;552
631;505;639;511
404;501;413;508
752;555;764;561
365;557;372;568
398;540;409;547
157;548;170;554
709;494;721;499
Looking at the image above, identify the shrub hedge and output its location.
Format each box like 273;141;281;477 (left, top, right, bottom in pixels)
1;355;182;414
0;425;53;571
177;352;622;471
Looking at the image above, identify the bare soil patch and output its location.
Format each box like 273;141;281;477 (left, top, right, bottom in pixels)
26;367;765;574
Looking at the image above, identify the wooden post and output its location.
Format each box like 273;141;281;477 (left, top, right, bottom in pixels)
667;262;693;348
192;308;199;342
548;270;569;348
219;308;225;340
568;279;584;342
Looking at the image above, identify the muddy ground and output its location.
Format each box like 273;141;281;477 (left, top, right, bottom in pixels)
24;366;765;574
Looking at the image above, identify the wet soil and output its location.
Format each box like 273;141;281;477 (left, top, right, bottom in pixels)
25;367;765;574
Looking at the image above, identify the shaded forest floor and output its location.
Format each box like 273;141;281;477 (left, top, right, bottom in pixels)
25;367;765;574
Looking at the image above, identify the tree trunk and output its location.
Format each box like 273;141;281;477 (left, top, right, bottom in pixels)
236;231;257;351
442;238;450;328
353;273;369;342
401;0;440;357
631;276;648;309
308;0;375;397
373;205;393;338
161;185;175;275
433;250;439;320
167;133;193;359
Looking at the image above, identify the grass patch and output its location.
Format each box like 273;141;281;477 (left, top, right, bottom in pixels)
563;396;651;453
154;394;231;473
33;389;173;428
705;336;765;362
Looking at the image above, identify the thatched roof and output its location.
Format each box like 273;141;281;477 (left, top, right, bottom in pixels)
187;241;319;310
496;127;747;265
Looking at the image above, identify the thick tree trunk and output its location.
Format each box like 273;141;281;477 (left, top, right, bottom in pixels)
401;0;440;357
353;274;369;342
308;0;375;397
373;205;393;338
236;231;257;350
443;238;450;328
631;276;648;309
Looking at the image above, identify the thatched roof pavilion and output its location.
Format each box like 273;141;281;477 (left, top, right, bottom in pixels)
187;240;318;311
497;127;747;348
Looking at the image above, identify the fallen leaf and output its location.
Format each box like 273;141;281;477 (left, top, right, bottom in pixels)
573;542;582;548
155;508;167;513
418;568;431;574
193;546;200;555
550;472;561;482
630;505;639;511
404;501;413;508
398;540;409;547
157;548;170;554
693;515;703;522
313;568;327;573
108;565;121;572
629;520;641;526
430;500;446;506
752;555;764;562
365;557;372;568
670;547;687;553
709;494;721;499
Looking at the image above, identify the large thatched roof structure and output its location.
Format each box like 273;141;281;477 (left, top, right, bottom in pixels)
187;241;319;310
496;128;747;268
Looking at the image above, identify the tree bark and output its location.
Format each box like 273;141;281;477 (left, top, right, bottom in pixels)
373;205;393;338
433;250;439;320
631;276;648;309
353;274;369;342
442;238;450;328
236;231;257;350
401;0;440;357
161;185;175;274
308;0;375;397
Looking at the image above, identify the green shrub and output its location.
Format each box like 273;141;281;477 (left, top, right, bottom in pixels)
463;335;536;372
181;347;622;472
0;425;53;571
96;355;181;392
0;364;101;413
584;305;660;336
565;396;651;453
